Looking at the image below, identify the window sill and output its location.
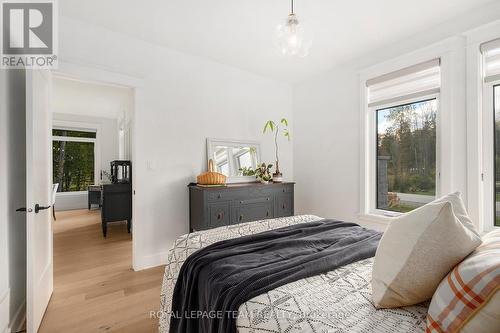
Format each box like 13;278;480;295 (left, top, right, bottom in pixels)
56;191;88;197
357;213;394;230
481;224;499;235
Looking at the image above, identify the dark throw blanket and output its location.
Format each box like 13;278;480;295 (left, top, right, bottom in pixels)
169;219;382;333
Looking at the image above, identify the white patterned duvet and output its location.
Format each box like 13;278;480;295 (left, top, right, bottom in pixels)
159;215;428;333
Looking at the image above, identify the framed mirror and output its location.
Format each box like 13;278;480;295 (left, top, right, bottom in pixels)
206;138;261;183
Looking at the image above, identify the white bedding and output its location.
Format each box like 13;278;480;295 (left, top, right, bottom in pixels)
159;215;428;333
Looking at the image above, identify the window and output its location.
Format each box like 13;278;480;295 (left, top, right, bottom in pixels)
53;128;97;192
377;99;437;212
481;38;500;230
365;59;440;215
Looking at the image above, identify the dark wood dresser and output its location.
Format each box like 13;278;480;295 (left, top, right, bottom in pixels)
188;182;294;232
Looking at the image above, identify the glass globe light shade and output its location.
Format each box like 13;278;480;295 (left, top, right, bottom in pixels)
275;14;313;57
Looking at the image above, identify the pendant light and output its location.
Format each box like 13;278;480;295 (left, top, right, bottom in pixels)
275;0;313;57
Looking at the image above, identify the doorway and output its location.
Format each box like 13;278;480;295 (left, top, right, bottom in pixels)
37;69;141;332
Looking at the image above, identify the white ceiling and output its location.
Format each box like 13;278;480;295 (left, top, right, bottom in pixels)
53;77;133;119
60;0;499;82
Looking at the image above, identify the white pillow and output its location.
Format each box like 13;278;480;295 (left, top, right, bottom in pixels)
431;192;479;236
372;199;482;308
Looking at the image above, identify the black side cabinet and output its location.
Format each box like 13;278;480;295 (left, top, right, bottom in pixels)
101;183;132;237
88;185;101;209
188;182;294;232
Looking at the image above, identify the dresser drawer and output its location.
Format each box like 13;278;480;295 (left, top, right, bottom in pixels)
237;196;272;205
278;184;294;194
208;202;230;228
234;203;273;224
207;190;226;201
276;194;292;217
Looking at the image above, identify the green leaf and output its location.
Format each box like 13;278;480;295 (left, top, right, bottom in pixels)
281;118;288;126
269;121;275;132
284;130;291;141
263;121;270;133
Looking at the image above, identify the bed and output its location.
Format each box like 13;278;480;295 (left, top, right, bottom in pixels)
159;215;429;333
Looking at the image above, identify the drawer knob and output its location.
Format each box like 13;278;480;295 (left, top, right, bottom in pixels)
239;215;243;221
282;204;286;209
217;212;224;220
217;194;221;199
266;211;269;217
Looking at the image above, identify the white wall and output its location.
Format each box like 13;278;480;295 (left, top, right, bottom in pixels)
53;77;133;119
0;69;27;333
52;113;120;211
59;17;294;269
293;10;500;231
294;65;361;222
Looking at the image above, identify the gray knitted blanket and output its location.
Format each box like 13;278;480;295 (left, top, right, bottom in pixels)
169;219;382;333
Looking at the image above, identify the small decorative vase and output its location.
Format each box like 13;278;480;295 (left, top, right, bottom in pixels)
260;179;270;184
272;160;283;183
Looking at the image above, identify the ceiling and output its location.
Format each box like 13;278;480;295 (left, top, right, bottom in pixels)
60;0;499;82
53;77;133;119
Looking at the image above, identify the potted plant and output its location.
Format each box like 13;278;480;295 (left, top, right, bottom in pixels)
254;163;273;184
239;166;255;176
263;118;290;182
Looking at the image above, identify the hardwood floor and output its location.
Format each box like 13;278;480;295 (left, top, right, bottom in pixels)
38;209;165;333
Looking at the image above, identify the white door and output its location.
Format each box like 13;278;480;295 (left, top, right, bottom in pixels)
26;69;53;333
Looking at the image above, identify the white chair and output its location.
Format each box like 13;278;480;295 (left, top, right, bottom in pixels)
52;183;59;220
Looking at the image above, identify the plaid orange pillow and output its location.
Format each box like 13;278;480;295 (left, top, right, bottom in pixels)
426;229;500;333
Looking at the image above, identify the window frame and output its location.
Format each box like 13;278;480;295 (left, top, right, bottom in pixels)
358;40;462;229
481;80;500;232
368;93;441;217
464;22;500;234
52;120;101;195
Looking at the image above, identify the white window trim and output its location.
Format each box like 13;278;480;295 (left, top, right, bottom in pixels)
52;119;101;195
480;80;499;233
464;20;500;234
359;37;466;225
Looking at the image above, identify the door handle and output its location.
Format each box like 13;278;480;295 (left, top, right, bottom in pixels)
16;207;33;212
35;204;51;214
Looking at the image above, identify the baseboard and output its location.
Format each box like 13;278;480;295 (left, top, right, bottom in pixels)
0;289;9;333
133;251;169;271
9;301;25;333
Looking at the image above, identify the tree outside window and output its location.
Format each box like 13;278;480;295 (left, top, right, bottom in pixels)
376;99;437;213
53;129;96;192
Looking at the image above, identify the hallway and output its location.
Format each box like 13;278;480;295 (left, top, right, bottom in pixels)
38;209;164;333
